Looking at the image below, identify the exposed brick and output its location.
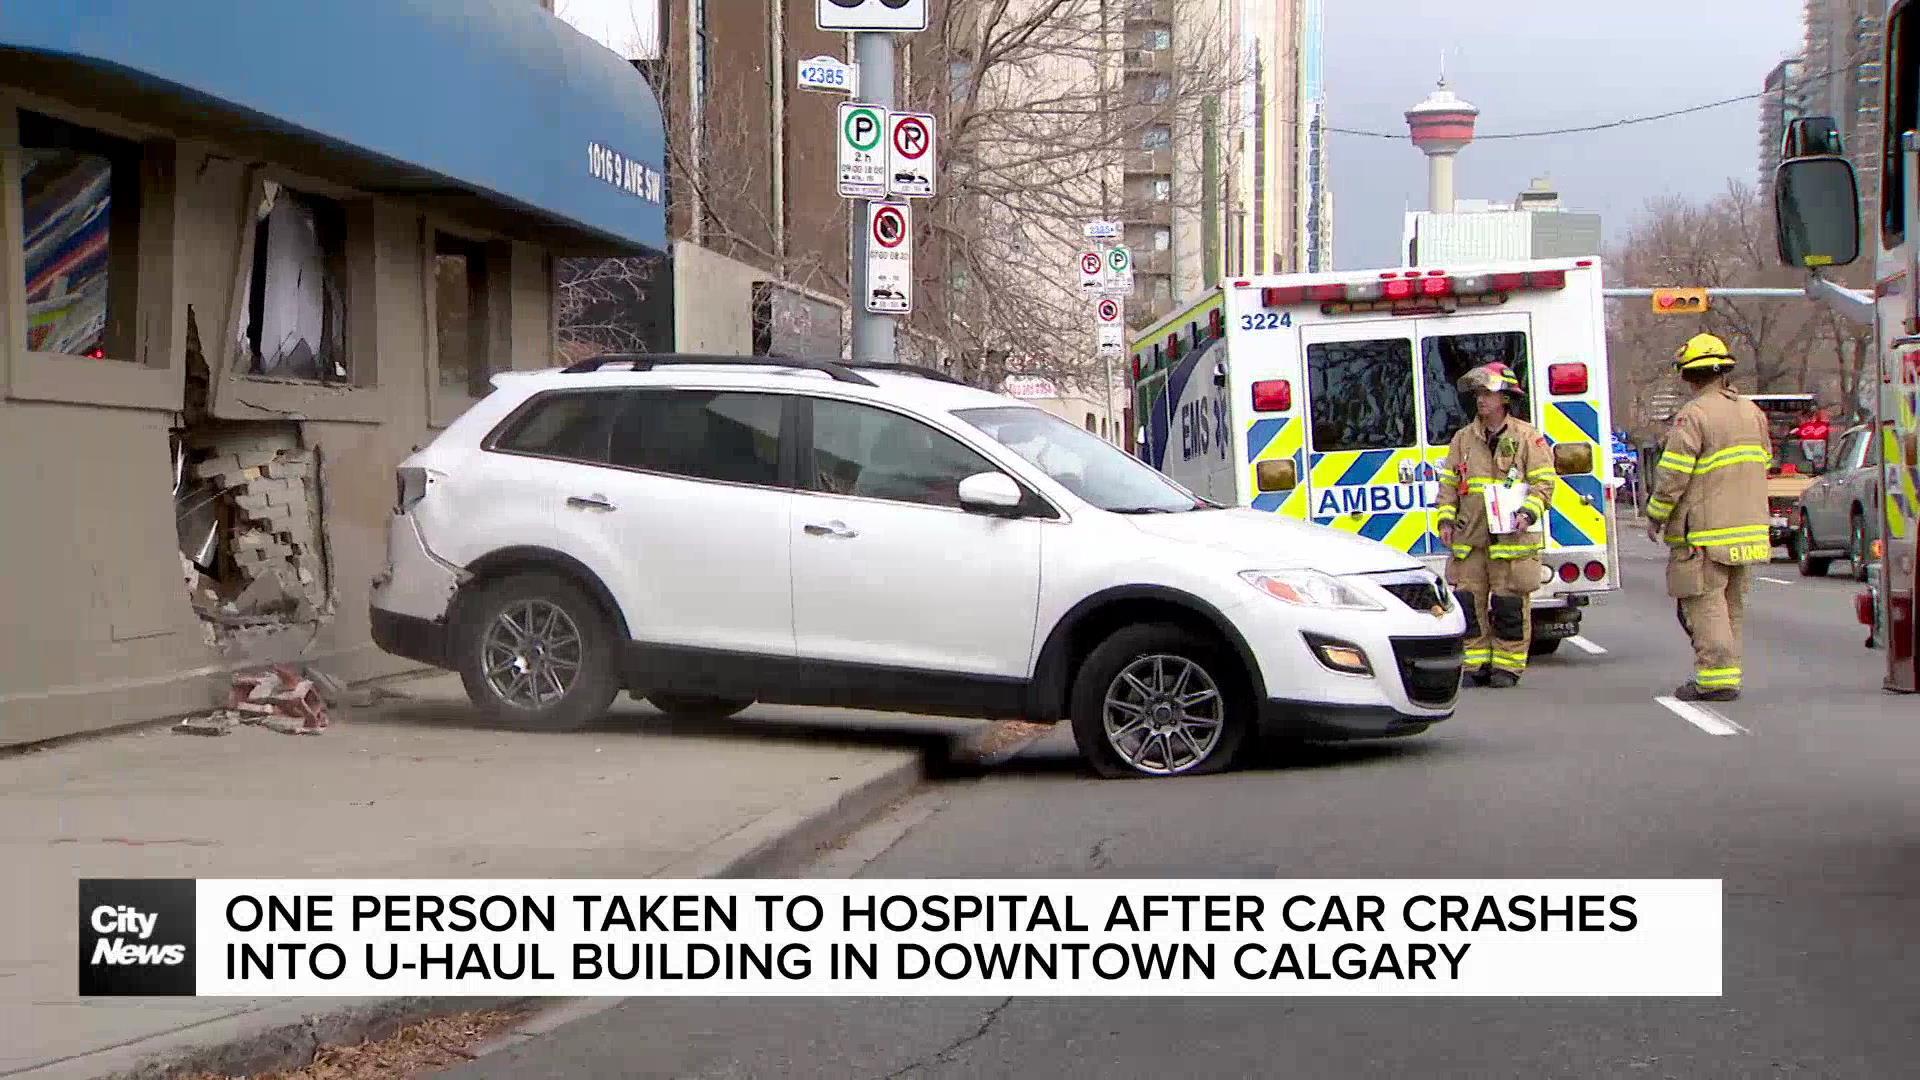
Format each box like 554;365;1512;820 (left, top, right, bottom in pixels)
234;493;271;513
263;460;312;479
235;450;279;469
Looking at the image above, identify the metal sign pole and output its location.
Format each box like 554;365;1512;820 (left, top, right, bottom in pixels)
849;32;897;363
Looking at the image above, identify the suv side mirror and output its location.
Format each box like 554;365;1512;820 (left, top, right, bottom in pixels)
1774;155;1862;269
957;472;1023;515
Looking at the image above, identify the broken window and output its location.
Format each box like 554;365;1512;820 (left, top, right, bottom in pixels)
238;183;350;381
433;231;491;399
17;110;142;359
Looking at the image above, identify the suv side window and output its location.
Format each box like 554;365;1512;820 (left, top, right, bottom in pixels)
809;398;997;508
490;390;623;463
609;390;786;487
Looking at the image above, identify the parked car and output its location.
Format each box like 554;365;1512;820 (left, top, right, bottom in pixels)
1793;422;1879;581
369;354;1468;779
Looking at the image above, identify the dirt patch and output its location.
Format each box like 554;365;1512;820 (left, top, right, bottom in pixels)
178;1008;530;1080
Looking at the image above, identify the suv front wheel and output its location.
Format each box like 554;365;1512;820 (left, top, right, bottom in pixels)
1070;623;1250;779
455;572;620;730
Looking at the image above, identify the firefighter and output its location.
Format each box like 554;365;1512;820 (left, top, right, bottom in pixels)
1436;362;1557;688
1645;333;1773;702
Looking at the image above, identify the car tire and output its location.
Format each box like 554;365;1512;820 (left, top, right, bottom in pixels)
454;572;620;731
1069;623;1250;779
1797;514;1832;577
1528;638;1562;657
1850;512;1869;583
646;693;754;718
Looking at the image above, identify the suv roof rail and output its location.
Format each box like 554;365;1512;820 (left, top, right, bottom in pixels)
837;360;971;386
560;352;878;387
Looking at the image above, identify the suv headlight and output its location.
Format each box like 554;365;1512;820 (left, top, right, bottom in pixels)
1240;570;1385;611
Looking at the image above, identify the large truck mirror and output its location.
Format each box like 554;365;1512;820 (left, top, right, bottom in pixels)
1774;156;1862;269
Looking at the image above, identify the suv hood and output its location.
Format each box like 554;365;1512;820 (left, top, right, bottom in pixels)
1126;508;1422;575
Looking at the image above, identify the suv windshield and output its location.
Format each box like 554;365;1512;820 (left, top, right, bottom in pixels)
956;406;1207;513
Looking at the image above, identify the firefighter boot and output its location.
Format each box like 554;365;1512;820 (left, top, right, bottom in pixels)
1675;681;1738;703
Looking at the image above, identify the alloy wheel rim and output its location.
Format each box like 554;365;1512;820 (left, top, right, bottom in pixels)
482;599;583;709
1102;654;1224;776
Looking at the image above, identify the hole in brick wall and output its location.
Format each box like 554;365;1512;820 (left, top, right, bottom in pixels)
172;419;332;645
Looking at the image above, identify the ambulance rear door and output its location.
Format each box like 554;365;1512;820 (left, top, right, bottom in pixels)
1298;320;1435;555
1413;313;1536;561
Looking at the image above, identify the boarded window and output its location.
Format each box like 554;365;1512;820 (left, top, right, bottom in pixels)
434;232;491;398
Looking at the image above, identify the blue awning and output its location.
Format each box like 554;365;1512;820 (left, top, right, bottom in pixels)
0;0;666;253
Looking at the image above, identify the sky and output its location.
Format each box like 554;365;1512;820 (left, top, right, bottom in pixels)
1322;0;1805;270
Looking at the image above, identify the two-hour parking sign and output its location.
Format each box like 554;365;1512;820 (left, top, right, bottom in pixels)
866;202;912;314
888;112;936;198
1103;245;1134;293
818;0;929;32
1079;251;1104;292
838;103;887;198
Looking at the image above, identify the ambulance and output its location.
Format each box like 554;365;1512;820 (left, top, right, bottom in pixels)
1128;257;1621;653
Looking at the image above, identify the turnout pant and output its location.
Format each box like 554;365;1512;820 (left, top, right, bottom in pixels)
1671;551;1749;692
1449;551;1536;676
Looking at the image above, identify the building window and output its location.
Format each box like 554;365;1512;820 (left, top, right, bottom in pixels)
1140;29;1171;51
1140;125;1172;151
16;110;142;360
1136;76;1171;104
948;57;976;102
433;232;491;399
239;183;350;382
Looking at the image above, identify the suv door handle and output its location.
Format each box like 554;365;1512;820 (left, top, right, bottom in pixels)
567;494;616;511
803;521;858;538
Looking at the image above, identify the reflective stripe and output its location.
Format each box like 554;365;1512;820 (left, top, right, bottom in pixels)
1687;524;1771;545
1527;469;1558;481
1466;478;1493;491
1436;505;1458;522
1437;469;1458;482
1489;542;1543;558
1452;544;1475;558
1695;667;1741;688
1647;497;1675;522
1521;495;1547;517
1464;647;1494;664
1660;444;1771;476
1492;650;1528;672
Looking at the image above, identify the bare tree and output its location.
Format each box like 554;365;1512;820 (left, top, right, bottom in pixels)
913;0;1245;390
1606;179;1855;439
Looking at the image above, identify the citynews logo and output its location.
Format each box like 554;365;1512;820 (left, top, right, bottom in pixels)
79;879;197;996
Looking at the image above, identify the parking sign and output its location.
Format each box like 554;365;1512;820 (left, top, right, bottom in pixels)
887;112;936;198
838;103;887;198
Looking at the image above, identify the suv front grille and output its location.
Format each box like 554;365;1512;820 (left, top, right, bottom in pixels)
1768;496;1797;516
1365;569;1452;615
1390;635;1465;707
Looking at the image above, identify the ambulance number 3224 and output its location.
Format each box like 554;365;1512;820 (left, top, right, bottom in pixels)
1240;312;1292;330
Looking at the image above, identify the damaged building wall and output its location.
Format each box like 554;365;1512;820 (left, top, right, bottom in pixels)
0;126;558;747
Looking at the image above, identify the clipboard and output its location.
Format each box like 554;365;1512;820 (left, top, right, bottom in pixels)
1482;479;1543;536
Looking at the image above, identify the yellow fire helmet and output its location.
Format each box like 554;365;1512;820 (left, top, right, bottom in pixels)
1457;362;1524;399
1674;332;1736;373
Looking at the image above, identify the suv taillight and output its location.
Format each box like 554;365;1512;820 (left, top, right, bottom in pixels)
396;467;429;514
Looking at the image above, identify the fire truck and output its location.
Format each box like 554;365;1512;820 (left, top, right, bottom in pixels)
1771;0;1920;685
1127;257;1621;653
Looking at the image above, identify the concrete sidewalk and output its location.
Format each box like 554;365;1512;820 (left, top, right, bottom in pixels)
2;673;958;1080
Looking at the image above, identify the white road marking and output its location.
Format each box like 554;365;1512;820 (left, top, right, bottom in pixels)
1759;576;1795;585
1567;635;1607;655
1655;696;1750;736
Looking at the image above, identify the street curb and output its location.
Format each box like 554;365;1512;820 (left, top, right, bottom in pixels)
33;753;927;1079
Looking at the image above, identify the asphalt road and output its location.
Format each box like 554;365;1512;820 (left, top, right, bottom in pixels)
447;537;1919;1079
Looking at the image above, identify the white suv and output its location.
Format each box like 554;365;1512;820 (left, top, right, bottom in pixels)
370;355;1466;778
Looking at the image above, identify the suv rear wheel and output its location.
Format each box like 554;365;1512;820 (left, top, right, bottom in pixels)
1070;623;1250;779
455;572;619;730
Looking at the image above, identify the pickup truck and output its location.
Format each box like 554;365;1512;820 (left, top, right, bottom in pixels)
1792;423;1879;581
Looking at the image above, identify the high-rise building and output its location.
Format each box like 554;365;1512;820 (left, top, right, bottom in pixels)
1298;0;1332;271
1124;0;1316;328
1800;0;1885;200
1759;55;1807;193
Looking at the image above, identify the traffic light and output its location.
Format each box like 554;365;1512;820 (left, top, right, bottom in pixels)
1651;288;1709;315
